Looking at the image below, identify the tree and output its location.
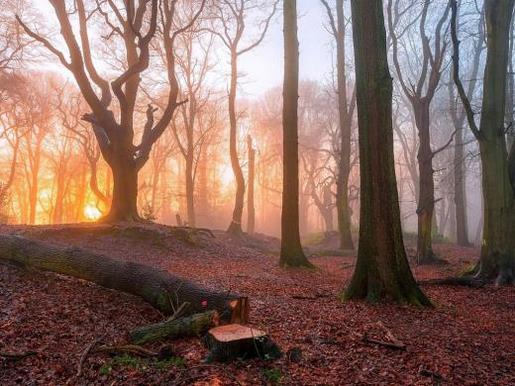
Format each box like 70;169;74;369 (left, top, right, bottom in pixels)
320;0;356;250
344;0;430;305
280;0;313;268
171;22;214;227
17;0;206;222
451;0;515;285
447;4;484;246
387;0;455;264
246;135;256;234
209;0;278;235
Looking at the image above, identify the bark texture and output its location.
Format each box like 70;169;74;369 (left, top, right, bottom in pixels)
344;0;430;305
130;311;219;345
0;234;249;322
280;0;313;268
451;0;515;285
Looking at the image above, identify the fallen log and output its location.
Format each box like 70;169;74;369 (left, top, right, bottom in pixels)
130;310;219;345
0;234;248;324
203;324;282;362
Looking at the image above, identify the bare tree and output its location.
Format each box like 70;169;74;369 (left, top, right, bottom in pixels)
451;0;515;285
387;0;455;264
320;0;356;249
345;0;429;305
280;0;313;268
208;0;278;235
17;0;206;222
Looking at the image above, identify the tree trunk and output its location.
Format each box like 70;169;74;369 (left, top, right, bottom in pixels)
247;135;256;235
103;153;140;223
185;154;196;227
0;234;249;322
415;102;438;264
451;0;515;284
334;0;355;250
453;127;470;246
478;142;515;284
322;184;334;232
344;0;430;306
280;0;313;268
227;51;245;235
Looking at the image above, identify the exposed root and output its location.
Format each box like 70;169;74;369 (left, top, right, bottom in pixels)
418;277;486;288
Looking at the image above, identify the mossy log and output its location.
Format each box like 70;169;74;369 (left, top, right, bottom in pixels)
130;311;219;345
0;234;248;323
203;324;282;362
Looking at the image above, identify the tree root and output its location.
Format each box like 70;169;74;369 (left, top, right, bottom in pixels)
418;277;486;288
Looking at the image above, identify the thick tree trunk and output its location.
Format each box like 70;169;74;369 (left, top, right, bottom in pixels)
415;102;438;264
227;51;245;235
247;136;256;235
451;0;515;284
478;143;515;284
280;0;313;268
0;234;249;322
103;154;140;223
344;0;430;306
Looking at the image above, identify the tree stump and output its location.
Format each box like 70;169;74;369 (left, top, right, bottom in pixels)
203;324;281;362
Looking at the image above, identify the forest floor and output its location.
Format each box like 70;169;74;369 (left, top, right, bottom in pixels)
0;224;514;386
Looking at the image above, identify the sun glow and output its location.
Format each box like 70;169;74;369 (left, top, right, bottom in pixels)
84;204;102;221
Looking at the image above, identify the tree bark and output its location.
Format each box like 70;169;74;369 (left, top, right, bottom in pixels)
280;0;313;268
247;135;256;235
451;0;515;285
332;0;355;250
130;310;219;345
415;101;437;263
227;51;245;235
0;234;249;322
344;0;430;306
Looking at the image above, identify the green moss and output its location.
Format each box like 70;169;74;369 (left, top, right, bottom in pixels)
154;356;186;370
262;368;283;385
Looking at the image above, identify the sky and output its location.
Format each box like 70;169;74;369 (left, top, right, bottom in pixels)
32;0;335;100
238;0;334;97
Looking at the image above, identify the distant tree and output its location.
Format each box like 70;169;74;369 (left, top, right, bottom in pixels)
320;0;356;250
280;0;313;268
447;4;484;246
246;135;256;234
344;0;430;305
208;0;278;235
451;0;515;285
387;0;455;264
17;0;206;222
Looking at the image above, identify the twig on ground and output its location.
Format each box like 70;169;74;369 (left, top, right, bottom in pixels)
76;335;105;378
94;344;158;357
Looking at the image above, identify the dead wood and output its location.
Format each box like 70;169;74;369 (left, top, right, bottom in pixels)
0;234;249;324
